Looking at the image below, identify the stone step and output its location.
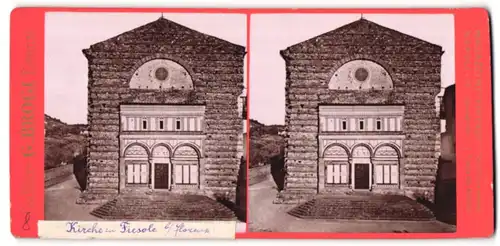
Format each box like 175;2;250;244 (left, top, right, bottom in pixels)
85;189;120;195
77;198;114;205
90;194;237;220
288;194;435;221
77;189;119;204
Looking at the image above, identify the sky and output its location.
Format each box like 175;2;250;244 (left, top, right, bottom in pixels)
45;12;247;124
45;13;454;126
250;14;455;125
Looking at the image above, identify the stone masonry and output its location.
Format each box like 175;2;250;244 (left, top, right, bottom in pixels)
277;18;443;203
78;17;246;204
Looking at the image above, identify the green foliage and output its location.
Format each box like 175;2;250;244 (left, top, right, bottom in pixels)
44;114;88;170
249;119;285;168
45;114;87;137
249;119;285;137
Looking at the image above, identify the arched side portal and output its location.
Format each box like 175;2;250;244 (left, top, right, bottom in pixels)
373;145;400;186
172;145;201;187
123;144;150;186
323;144;350;185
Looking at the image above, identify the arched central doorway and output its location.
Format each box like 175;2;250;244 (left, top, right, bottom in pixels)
351;145;372;190
152;144;171;190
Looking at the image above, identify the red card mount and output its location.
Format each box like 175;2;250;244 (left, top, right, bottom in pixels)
9;7;493;239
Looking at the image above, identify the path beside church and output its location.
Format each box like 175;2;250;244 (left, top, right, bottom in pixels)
44;176;101;221
249;174;456;233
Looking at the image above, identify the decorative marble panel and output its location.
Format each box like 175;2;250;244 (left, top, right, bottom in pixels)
352;145;371;157
129;59;193;90
374;146;399;157
124;145;148;158
123;139;201;149
321;138;403;158
174;145;199;158
122;137;204;157
152;145;170;157
329;60;393;91
324;145;349;158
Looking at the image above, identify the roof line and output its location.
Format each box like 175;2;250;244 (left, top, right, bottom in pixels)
281;18;442;56
86;17;245;53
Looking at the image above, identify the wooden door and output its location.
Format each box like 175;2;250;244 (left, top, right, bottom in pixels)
154;163;169;189
354;163;370;189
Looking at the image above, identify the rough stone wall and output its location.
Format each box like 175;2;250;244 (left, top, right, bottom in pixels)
81;18;245;203
280;19;442;201
443;84;456;158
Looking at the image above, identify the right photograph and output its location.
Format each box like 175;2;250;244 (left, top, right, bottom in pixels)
248;13;456;233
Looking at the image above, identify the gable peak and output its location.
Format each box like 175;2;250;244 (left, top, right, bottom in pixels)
280;17;442;59
83;16;245;55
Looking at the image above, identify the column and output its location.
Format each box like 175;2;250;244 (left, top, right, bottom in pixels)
168;160;172;190
199;158;205;190
398;157;404;190
350;158;353;186
171;158;176;190
148;157;153;190
318;159;325;193
119;158;126;192
371;157;376;190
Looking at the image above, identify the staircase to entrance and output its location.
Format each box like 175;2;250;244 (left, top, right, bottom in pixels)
288;193;435;221
91;193;236;220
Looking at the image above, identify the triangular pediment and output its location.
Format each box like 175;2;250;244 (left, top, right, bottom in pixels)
85;17;245;54
282;18;442;56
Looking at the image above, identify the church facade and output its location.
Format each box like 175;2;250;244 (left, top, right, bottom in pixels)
278;19;443;203
79;18;246;204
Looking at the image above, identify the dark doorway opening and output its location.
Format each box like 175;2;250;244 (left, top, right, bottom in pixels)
154;164;169;189
354;163;370;189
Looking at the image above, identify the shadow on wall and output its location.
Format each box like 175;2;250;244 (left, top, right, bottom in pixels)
73;152;88;191
215;157;247;222
413;158;456;226
235;156;247;222
434;157;457;225
432;84;456;225
270;148;285;191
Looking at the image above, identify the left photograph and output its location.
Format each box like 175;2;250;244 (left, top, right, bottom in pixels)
44;12;247;225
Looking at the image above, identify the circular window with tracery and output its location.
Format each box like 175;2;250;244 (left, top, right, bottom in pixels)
354;67;369;82
154;67;169;81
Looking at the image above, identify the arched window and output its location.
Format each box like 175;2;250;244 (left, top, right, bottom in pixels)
123;144;149;185
173;145;200;185
374;145;399;185
323;145;349;185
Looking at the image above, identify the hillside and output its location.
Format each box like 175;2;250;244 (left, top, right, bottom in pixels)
44;114;88;170
249;119;285;168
